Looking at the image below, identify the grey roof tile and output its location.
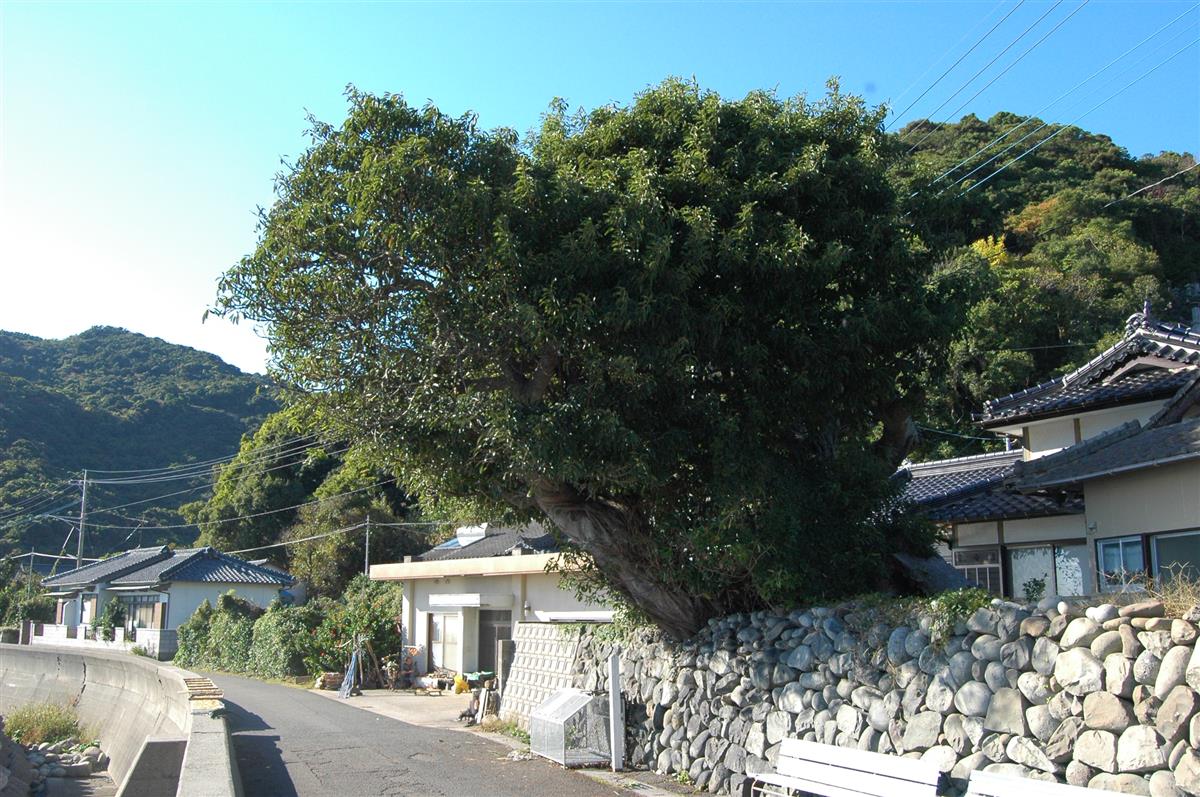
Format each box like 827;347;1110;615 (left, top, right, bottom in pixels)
1013;416;1200;490
981;315;1200;427
41;546;171;588
896;450;1022;506
417;525;558;562
896;449;1081;524
44;546;293;587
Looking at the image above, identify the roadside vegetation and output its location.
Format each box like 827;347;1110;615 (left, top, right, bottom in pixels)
3;701;85;746
174;577;404;679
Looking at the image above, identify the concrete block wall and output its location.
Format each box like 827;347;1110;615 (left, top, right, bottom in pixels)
500;622;583;730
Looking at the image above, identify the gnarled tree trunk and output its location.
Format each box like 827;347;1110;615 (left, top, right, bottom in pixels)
533;481;716;641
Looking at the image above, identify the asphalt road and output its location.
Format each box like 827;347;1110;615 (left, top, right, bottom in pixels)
209;673;627;797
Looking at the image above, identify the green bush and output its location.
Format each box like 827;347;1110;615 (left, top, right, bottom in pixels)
175;578;402;679
174;592;264;672
4;702;81;746
173;599;214;668
248;601;324;679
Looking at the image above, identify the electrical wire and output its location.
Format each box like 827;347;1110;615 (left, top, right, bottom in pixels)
961;37;1199;197
886;0;1025;130
923;3;1199;192
1103;161;1200;208
46;477;397;531
88;438;327;485
84;445;351;518
82;431;318;476
936;17;1199;197
902;0;1065;143
906;0;1090;154
228;519;468;555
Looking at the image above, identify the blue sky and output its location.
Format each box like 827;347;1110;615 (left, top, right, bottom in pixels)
2;1;1197;374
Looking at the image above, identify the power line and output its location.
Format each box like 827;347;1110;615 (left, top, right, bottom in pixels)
886;0;1025;131
88;438;326;485
902;0;1066;143
918;425;1002;442
227;519;445;555
961;37;1199;197
922;3;1199;194
46;477;397;531
85;444;351;518
83;431;318;476
936;16;1199;197
1103;161;1200;207
905;0;1091;154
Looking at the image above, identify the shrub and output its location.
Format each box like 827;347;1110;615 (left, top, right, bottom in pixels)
173;599;214;668
4;702;81;746
248;601;324;679
174;592;264;672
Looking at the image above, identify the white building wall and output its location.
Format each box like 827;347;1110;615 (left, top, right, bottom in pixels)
166;583;284;631
402;570;612;675
1004;514;1087;544
1086;460;1200;540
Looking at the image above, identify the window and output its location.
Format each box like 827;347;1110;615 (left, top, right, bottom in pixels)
953;548;1003;593
119;595;160;631
1098;536;1145;591
428;613;462;672
1152;531;1200;582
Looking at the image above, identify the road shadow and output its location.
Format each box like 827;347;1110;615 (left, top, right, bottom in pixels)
220;696;298;797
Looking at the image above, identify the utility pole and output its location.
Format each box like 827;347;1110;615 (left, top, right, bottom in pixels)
364;514;371;576
76;470;88;570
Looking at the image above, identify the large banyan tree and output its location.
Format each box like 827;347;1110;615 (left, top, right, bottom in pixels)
214;80;952;639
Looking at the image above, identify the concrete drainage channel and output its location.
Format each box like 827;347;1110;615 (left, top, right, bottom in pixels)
0;644;240;797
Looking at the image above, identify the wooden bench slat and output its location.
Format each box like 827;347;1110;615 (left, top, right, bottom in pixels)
777;738;944;785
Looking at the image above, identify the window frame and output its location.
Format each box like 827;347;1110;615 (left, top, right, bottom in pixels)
1097;534;1147;592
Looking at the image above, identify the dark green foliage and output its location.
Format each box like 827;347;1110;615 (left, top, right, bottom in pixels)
173;598;214;667
212;80;946;637
93;599;125;641
0;559;55;625
247;601;325;679
0;327;276;556
173;591;265;672
895;113;1199;459
179;411;428;598
175;579;403;678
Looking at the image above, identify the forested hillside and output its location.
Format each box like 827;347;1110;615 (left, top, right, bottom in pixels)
896;112;1199;458
0;327;276;558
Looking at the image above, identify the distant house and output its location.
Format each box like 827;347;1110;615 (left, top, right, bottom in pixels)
37;545;295;658
898;311;1200;599
369;523;613;676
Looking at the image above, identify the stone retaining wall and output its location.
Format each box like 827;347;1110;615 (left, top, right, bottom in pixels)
572;597;1200;796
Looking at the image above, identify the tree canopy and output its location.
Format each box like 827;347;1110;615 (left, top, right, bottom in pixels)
214;81;950;638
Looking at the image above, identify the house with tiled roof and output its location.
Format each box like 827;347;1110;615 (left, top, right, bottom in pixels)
899;310;1200;600
369;523;613;676
35;546;295;658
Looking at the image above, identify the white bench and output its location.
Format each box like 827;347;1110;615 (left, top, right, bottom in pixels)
741;738;951;797
966;770;1124;796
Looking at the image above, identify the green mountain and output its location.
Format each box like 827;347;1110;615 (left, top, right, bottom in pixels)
0;327;277;559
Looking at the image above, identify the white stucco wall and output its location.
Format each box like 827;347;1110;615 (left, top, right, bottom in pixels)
1078;402;1164;441
403;570;612;674
1004;514;1087;544
957;521;1000;547
1086;460;1200;540
1024;418;1077;459
165;582;285;630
